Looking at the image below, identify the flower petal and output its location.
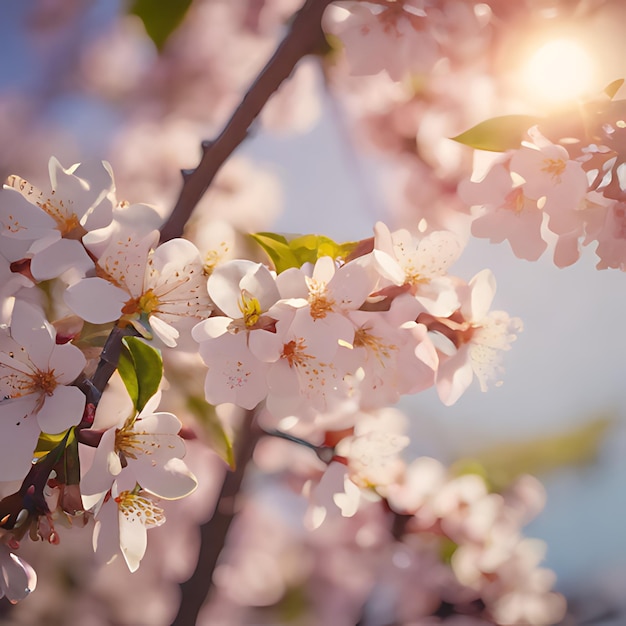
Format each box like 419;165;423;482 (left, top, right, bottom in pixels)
133;457;198;500
0;397;40;480
48;342;86;384
37;385;85;434
92;497;120;566
149;314;179;348
30;239;93;281
10;300;54;367
0;546;37;603
81;428;118;505
64;277;129;324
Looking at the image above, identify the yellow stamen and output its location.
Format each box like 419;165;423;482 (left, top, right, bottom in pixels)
238;291;262;328
541;158;566;181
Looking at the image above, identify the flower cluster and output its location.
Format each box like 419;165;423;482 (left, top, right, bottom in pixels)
231;413;566;626
459;119;626;270
193;220;521;428
0;159;207;594
0;1;618;622
0;156;527;607
0;160;561;623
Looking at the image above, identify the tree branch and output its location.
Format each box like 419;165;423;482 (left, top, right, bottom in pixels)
171;409;261;626
159;0;333;243
168;3;334;621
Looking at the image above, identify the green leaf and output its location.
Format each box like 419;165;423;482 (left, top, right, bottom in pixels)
251;232;358;273
54;433;81;487
288;234;358;265
117;345;139;409
451;115;543;152
250;232;300;273
129;0;193;52
33;428;73;467
604;78;624;100
119;336;163;413
186;396;235;469
453;415;613;491
34;429;71;459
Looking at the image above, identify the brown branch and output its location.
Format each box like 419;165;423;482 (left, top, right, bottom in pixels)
168;3;334;620
171;409;261;626
159;0;334;243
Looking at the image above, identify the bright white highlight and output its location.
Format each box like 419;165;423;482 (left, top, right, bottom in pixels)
523;38;594;104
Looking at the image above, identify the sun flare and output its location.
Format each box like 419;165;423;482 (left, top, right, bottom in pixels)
523;38;594;105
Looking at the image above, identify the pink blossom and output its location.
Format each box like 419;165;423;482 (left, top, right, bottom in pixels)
337;295;438;408
370;221;462;316
431;269;522;405
81;390;197;510
192;260;284;409
0;157;115;280
324;2;439;81
0;300;86;479
92;478;166;573
65;232;212;346
460;161;548;262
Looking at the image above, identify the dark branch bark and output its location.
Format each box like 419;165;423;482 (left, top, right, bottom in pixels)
171;410;261;626
159;0;333;243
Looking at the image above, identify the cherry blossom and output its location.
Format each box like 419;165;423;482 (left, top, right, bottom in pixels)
81;390;197;510
92;478;166;573
192;259;284;409
300;408;409;528
0;299;86;479
335;407;409;491
65;232;213;346
370;221;462;316
460;160;548;262
0;157;115;281
324;1;439;81
510;128;588;210
336;295;438;408
424;269;522;405
303;460;355;530
382;455;447;514
0;0;588;617
260;306;355;421
276;255;377;355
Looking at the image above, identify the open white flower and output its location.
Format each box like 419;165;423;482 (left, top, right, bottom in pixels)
81;390;197;510
0;157;115;280
371;222;462;316
434;269;523;405
82;385;195;574
192;259;282;409
92;478;166;573
65;231;213;346
0;299;86;479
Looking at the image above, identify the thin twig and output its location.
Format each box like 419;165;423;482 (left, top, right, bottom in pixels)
265;427;335;463
171;409;261;626
159;0;333;243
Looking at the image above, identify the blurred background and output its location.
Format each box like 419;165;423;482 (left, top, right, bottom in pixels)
0;0;625;624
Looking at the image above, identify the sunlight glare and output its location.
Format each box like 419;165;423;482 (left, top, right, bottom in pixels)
523;38;594;104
